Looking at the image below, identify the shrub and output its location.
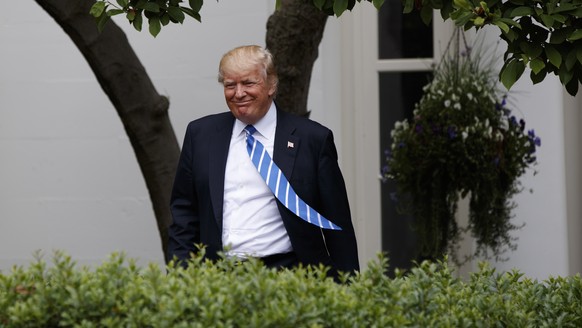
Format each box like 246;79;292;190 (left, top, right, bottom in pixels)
1;251;581;327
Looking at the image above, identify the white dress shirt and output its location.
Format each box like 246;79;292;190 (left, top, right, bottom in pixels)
222;103;293;258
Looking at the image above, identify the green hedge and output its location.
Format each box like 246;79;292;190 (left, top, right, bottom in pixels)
1;251;581;327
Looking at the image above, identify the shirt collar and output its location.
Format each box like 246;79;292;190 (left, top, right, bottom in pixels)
233;102;277;139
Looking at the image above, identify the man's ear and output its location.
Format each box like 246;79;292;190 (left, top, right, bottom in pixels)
268;81;277;97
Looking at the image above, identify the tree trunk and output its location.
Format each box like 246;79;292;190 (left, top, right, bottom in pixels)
266;0;329;117
35;0;179;262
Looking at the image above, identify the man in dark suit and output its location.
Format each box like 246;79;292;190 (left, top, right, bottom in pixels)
168;45;359;276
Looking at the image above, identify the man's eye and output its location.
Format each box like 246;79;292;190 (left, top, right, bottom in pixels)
244;81;257;86
224;84;235;89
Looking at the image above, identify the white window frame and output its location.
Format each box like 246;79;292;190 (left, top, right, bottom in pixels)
339;5;455;265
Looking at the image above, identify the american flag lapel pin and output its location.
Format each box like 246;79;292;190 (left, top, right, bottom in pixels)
287;141;294;148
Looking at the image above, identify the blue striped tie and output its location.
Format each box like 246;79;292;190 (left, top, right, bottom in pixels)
244;125;341;230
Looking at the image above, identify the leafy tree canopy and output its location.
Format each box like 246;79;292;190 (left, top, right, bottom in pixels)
404;0;582;95
90;0;385;37
92;0;582;95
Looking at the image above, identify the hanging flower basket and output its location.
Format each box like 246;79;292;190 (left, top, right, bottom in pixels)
382;36;540;263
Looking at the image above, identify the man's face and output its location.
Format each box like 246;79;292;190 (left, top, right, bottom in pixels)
222;64;276;125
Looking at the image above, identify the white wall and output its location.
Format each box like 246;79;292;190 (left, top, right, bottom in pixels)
491;76;571;278
2;2;579;279
0;0;341;271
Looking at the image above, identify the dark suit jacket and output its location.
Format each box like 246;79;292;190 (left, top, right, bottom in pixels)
168;107;359;273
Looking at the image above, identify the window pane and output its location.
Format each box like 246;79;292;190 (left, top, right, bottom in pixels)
379;71;431;274
378;1;433;59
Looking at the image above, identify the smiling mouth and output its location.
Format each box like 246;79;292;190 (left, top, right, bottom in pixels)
235;100;252;106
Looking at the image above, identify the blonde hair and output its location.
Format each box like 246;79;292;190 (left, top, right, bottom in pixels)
218;45;278;90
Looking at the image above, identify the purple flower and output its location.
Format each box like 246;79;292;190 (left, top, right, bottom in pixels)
493;156;500;166
496;97;506;111
398;142;406;149
509;116;518;126
415;124;423;134
448;126;457;139
389;192;398;202
534;137;541;147
381;165;390;176
527;156;537;164
528;129;536;138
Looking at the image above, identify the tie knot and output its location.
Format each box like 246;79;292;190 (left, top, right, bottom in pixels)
244;125;257;136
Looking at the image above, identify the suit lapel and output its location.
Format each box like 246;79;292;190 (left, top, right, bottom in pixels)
274;110;299;179
209;115;235;230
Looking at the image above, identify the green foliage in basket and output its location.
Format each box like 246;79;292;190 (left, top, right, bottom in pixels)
382;45;540;263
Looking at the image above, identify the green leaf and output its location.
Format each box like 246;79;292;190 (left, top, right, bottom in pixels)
181;7;201;22
553;3;576;14
530;58;545;74
116;0;129;8
149;16;161;37
519;41;543;58
453;0;473;10
333;0;349;16
493;20;509;33
565;50;577;71
540;14;554;28
552;14;566;24
473;16;488;26
440;0;454;19
500;58;525;90
550;27;573;44
420;5;433;25
372;0;385;10
565;77;579;95
567;30;582;42
167;6;185;23
504;28;518;42
275;0;281;10
127;9;136;21
577;45;582;65
497;17;521;28
510;6;534;17
189;0;203;12
403;0;414;13
96;10;110;32
89;2;106;18
451;11;474;27
313;0;326;10
160;13;170;25
558;65;574;85
134;0;147;9
545;45;562;68
133;12;143;31
143;2;160;13
530;67;547;84
107;9;125;16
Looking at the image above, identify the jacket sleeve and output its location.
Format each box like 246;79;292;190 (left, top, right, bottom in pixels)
167;123;200;265
317;130;360;273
